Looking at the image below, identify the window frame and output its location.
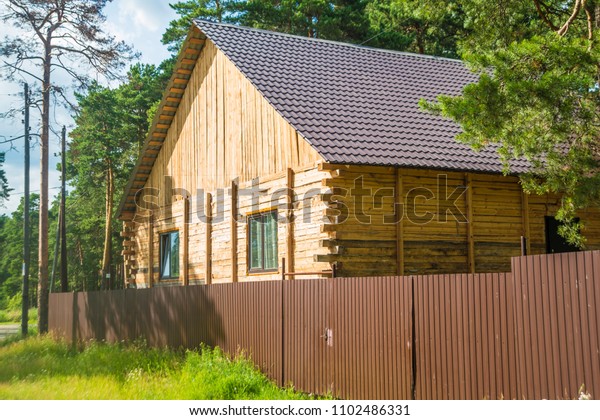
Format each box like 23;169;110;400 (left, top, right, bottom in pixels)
159;230;180;280
246;210;279;274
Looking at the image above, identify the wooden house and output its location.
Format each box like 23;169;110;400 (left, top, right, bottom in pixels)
117;20;600;287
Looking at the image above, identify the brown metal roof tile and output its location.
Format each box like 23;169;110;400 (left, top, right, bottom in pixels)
193;20;527;174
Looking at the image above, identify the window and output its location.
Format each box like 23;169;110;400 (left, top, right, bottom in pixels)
248;211;278;272
160;231;179;279
545;216;580;254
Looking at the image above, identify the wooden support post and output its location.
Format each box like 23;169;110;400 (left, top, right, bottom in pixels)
521;189;531;255
395;168;404;276
465;173;475;273
231;181;238;283
182;197;190;286
286;168;295;277
122;222;129;283
281;257;286;281
148;213;154;287
205;192;212;285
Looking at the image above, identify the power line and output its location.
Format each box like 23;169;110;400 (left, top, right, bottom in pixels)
7;186;61;197
0;133;41;144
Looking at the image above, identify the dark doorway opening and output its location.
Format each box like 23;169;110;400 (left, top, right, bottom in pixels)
545;216;580;254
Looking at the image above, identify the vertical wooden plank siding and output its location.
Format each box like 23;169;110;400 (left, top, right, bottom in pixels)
230;181;238;282
286;168;295;275
148;214;154;287
183;198;190;286
520;190;531;254
396;168;404;276
205;192;213;284
465;173;475;273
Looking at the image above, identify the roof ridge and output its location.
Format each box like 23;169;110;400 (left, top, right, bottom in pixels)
192;19;464;64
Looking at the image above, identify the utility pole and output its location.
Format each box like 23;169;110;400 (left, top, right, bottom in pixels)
21;83;30;337
60;126;67;292
50;204;61;293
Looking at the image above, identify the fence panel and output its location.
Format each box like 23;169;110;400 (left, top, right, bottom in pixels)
283;278;330;395
330;276;412;400
414;273;516;399
203;281;283;385
511;250;600;399
47;250;600;400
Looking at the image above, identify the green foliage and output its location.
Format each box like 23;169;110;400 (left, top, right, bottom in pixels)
0;153;10;205
0;292;37;323
457;0;546;54
162;0;238;52
0;337;312;399
365;0;468;57
423;1;600;246
0;306;37;324
236;0;367;41
0;195;40;305
162;0;372;53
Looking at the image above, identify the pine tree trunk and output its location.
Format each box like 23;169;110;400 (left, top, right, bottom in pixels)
101;165;114;290
37;40;51;334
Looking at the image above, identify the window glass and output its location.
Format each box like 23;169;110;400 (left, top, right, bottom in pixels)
171;232;179;277
249;216;262;270
248;211;278;272
263;212;278;269
160;234;170;278
160;231;179;279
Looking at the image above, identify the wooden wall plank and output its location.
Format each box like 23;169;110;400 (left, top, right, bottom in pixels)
465;173;475;273
396;168;404;276
205;193;212;285
286;168;295;275
521;189;531;255
183;198;190;286
148;215;154;288
231;181;238;283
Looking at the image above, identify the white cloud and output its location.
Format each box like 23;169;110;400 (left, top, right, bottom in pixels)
104;0;176;65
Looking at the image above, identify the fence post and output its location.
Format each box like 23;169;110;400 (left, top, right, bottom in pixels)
520;236;528;256
281;258;285;387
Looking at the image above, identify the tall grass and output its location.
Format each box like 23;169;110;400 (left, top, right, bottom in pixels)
0;307;37;324
0;293;37;324
0;336;310;400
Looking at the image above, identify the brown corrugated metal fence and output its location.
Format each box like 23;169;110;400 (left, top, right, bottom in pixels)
512;251;600;399
49;251;600;399
413;273;517;399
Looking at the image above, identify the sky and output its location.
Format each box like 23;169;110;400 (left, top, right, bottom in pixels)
0;0;178;216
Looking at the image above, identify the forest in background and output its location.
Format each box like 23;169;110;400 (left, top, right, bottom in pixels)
1;0;599;318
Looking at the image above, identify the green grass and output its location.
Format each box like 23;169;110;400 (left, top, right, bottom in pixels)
0;336;312;400
0;308;37;324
